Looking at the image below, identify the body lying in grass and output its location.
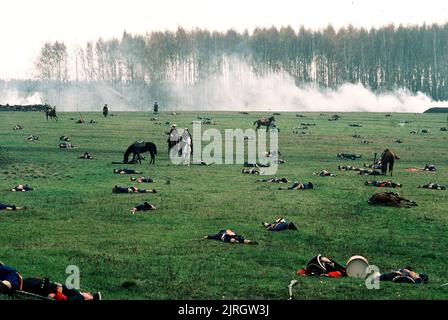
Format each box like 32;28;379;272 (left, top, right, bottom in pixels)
114;168;143;175
365;180;402;188
112;185;157;193
379;267;428;284
279;181;314;190
131;202;156;214
418;182;446;190
313;169;335;177
297;254;347;278
337;153;361;160
79;152;94;159
11;184;33;192
241;168;259;175
130;176;154;183
262;218;297;231
256;177;288;183
205;229;257;244
0;203;27;211
338;165;360;171
0;262;101;300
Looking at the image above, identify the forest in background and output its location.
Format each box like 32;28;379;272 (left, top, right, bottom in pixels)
2;24;448;110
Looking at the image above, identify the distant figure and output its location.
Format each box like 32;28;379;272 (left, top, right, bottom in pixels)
103;104;109;118
153;101;159;114
45;106;58;121
180;128;192;165
166;124;179;155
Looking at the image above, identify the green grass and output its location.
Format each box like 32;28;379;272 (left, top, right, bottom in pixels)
0;111;447;300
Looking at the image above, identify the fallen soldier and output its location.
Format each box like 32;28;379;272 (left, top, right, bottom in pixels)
75;119;85;124
364;161;382;169
59;142;75;149
338;165;360;171
27;135;39;141
89;120;96;124
418;182;446;190
368;192;417;208
11;184;33;192
365;180;402;188
359;168;382;176
112;185;157;193
256;177;288;183
297;255;347;278
130;176;154;183
279;181;314;190
114;168;143;175
79;152;94;159
204;229;257;244
262;218;297;231
379;267;428;284
424;164;437;171
131;202;156;214
395;138;403;143
338;153;361;160
13;124;23;130
349;124;362;127
0;262;101;300
0;203;27;211
313;169;335;177
276;159;286;164
441;127;447;131
241;168;260;175
60;135;70;142
244;161;270;168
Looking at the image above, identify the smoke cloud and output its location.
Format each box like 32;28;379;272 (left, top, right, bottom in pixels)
0;89;43;105
171;60;446;113
1;60;446;113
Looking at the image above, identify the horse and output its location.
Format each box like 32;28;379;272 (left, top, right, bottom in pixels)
380;149;400;176
45;107;58;121
254;116;278;131
123;141;157;165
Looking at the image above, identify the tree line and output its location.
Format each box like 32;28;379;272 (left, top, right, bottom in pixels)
35;23;448;106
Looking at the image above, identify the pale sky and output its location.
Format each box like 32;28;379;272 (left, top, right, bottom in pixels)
1;0;447;79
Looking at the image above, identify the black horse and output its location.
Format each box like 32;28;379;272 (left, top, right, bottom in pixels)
123;141;157;165
45;107;58;121
254;116;278;131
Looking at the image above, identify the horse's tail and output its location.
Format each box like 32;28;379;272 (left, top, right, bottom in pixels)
123;145;133;163
151;142;157;155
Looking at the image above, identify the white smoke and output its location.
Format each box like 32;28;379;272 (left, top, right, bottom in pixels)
171;60;446;113
0;89;43;105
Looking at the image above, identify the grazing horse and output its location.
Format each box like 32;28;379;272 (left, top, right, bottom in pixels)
45;107;58;121
123;141;158;165
254;116;278;131
380;149;400;176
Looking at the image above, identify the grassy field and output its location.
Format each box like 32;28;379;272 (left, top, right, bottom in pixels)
0;110;447;300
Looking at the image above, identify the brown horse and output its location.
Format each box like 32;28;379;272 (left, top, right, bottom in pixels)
254;116;278;131
380;149;400;176
44;106;58;121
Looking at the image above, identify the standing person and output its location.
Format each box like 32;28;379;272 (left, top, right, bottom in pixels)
181;128;192;165
166;124;179;155
153;101;159;114
103;104;109;118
